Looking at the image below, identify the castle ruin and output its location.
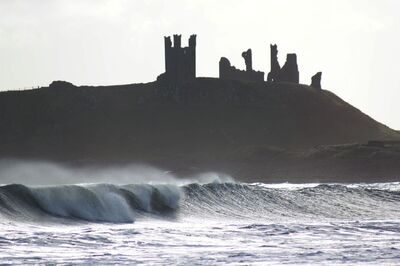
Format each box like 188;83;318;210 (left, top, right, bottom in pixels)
156;34;321;88
157;34;196;86
219;49;265;83
267;44;299;83
311;72;322;90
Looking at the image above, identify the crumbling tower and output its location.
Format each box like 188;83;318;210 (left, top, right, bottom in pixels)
242;49;253;71
311;72;322;90
280;54;299;83
267;44;299;83
267;44;281;82
158;34;196;86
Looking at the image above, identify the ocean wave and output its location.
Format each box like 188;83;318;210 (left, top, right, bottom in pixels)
180;183;400;221
1;182;400;223
0;183;182;223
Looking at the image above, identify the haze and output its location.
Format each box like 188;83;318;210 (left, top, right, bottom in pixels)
0;0;399;129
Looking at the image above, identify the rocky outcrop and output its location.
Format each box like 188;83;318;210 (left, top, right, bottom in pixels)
49;81;75;89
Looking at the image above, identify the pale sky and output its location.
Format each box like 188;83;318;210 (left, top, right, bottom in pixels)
0;0;399;129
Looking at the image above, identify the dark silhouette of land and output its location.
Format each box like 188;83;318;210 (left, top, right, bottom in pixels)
1;34;399;182
1;79;399;182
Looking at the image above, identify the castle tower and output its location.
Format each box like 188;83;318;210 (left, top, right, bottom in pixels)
280;54;299;83
160;34;197;86
267;44;281;82
311;72;322;90
267;44;299;83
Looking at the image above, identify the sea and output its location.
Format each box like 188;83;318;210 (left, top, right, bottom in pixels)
1;178;400;265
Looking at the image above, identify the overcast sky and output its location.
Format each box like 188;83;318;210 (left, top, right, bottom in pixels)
0;0;399;129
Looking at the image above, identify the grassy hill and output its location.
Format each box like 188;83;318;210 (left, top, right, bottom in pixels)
0;78;399;181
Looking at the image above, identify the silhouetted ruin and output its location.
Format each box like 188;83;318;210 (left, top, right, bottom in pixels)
281;54;299;83
311;72;322;90
242;49;253;71
267;45;299;83
157;34;196;86
154;34;321;88
267;44;280;82
219;49;264;83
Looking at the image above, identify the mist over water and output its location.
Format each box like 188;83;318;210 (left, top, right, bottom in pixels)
0;159;233;186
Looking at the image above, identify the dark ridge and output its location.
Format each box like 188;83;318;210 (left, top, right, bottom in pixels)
0;78;399;182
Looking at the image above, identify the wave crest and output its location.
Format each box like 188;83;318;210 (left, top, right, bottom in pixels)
1;182;400;223
0;183;182;223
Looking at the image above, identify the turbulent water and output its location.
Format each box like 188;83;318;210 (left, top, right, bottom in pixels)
1;181;400;265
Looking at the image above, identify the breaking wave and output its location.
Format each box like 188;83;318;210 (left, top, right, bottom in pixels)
1;182;400;223
0;183;181;223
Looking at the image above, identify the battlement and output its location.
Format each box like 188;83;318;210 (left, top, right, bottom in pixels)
173;34;181;48
158;34;197;86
